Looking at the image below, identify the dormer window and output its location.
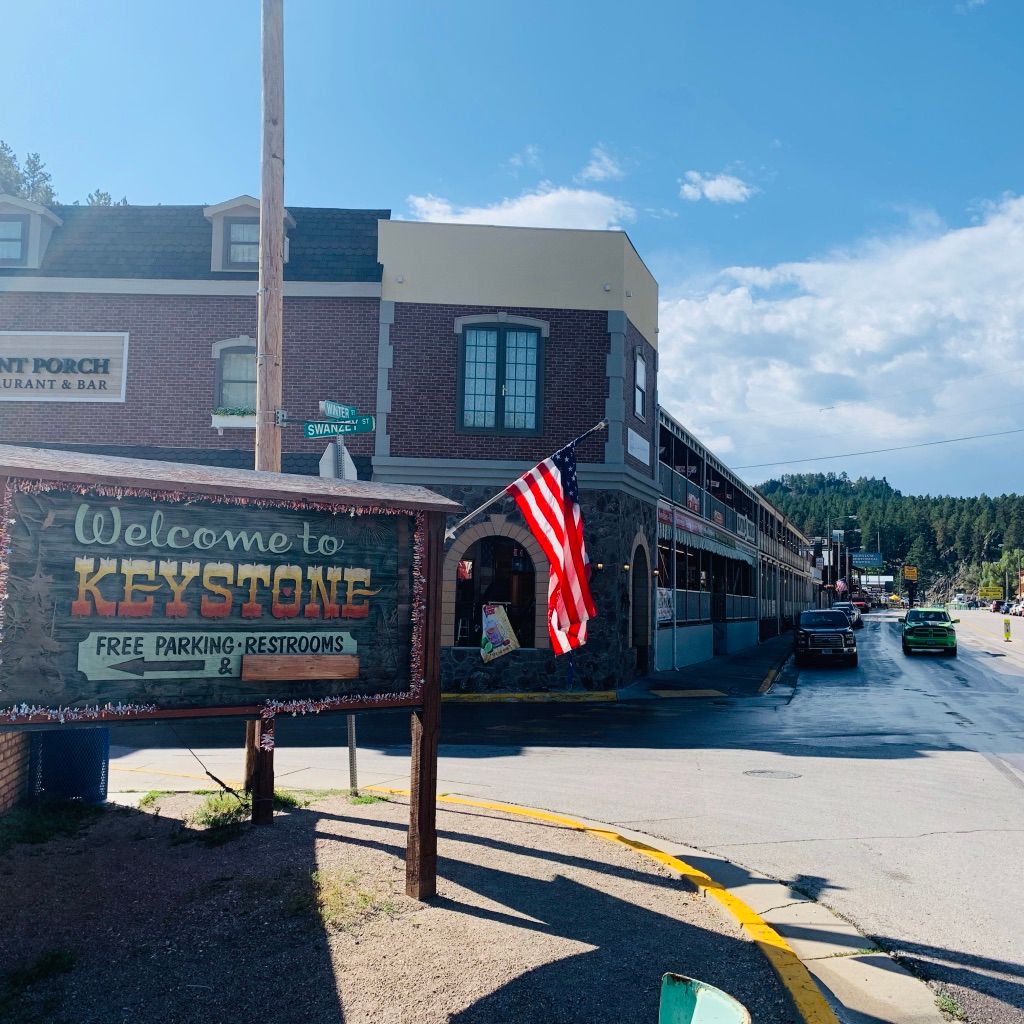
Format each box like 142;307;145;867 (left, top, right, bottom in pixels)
0;197;60;269
203;195;293;273
225;218;260;267
0;215;28;265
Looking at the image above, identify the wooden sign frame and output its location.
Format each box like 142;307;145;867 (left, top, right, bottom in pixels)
0;445;455;898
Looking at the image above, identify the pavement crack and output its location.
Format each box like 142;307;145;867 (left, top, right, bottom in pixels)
759;899;812;914
715;826;1024;848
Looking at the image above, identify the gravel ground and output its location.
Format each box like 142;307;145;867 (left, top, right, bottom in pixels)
0;793;799;1023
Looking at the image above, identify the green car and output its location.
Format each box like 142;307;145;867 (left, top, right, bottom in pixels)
900;607;959;656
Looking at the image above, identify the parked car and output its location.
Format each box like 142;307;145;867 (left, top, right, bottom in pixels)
990;600;1002;612
852;597;871;614
794;609;858;668
900;607;958;657
832;601;863;628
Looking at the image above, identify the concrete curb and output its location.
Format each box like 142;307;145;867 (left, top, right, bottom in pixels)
368;788;945;1024
758;647;793;694
370;787;839;1024
441;690;616;703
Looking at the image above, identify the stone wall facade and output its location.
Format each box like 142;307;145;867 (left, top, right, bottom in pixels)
433;482;657;693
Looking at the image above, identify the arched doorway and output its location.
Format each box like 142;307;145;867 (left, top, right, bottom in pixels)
631;546;651;674
454;536;536;649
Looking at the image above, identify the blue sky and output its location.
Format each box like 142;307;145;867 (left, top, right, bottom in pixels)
3;0;1023;496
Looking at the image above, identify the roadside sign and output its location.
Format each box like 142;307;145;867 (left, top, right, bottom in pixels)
978;586;1003;599
319;400;358;421
852;551;883;568
78;629;356;681
303;416;375;438
902;565;918;581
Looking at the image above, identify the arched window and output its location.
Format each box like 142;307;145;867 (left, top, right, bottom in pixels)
454;537;536;648
212;336;257;413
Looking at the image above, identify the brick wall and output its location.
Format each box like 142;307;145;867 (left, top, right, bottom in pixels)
0;732;29;813
387;302;611;465
0;293;381;459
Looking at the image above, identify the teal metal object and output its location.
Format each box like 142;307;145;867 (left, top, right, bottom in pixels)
302;415;375;438
658;974;751;1024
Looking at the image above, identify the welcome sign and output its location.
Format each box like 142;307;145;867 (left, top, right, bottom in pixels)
0;481;424;722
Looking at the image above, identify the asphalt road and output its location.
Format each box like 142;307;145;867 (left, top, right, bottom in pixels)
110;609;1024;1023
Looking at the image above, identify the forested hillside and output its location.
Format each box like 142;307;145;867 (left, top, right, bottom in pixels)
757;473;1024;598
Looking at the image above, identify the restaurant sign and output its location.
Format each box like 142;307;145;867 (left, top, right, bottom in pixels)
0;482;423;724
657;503;736;548
0;332;129;402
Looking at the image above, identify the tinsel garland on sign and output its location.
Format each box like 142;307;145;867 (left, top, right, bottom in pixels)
0;480;429;725
1;702;160;724
0;481;14;686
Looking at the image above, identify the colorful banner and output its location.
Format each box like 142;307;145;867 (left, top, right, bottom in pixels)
480;604;519;662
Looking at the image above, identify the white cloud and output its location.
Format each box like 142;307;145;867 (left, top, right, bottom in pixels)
507;144;542;173
576;145;625;183
407;185;635;230
955;0;986;12
657;196;1024;494
679;170;757;204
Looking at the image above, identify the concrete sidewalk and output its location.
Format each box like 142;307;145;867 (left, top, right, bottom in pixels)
625;633;793;699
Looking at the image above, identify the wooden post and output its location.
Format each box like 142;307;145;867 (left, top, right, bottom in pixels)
247;0;285;821
251;716;276;825
407;511;443;899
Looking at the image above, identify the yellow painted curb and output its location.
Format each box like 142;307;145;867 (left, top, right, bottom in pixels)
441;691;616;703
758;652;792;694
368;786;838;1024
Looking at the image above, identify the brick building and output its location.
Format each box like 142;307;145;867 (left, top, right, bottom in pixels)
0;193;662;704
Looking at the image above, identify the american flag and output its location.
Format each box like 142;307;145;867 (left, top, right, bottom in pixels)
506;444;596;654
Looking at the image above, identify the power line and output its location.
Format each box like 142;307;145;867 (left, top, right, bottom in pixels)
734;426;1024;470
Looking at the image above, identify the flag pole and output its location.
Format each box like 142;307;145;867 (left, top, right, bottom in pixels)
444;419;608;541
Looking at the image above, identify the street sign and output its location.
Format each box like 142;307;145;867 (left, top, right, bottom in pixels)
303;416;375;438
978;586;1003;599
319;400;358;421
852;551;883;568
902;565;918;581
77;629;356;681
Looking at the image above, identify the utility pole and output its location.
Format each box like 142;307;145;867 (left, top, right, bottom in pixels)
245;0;285;826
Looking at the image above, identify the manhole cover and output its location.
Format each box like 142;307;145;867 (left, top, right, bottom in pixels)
743;769;802;780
